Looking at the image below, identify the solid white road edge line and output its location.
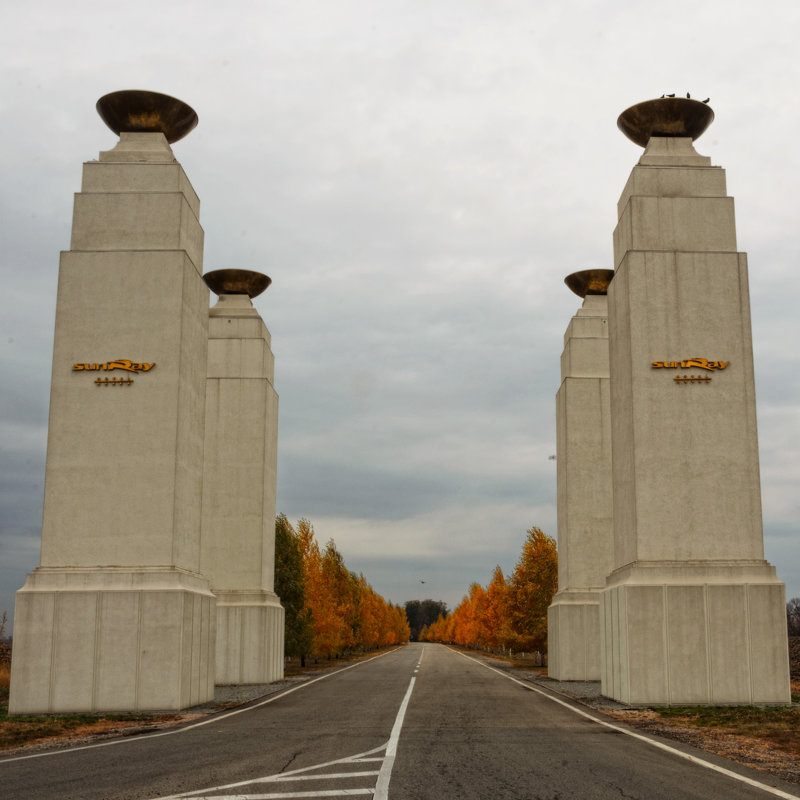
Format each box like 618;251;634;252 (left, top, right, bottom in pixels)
0;649;401;764
373;674;417;800
454;648;800;800
192;790;375;799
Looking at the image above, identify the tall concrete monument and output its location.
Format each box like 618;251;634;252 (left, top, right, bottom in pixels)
201;270;284;684
601;98;790;704
548;270;614;681
10;92;216;713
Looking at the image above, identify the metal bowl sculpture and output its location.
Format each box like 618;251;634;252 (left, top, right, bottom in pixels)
564;269;615;298
96;90;198;143
203;269;272;299
617;97;714;147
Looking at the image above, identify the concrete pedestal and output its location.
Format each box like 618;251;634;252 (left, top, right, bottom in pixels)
201;292;284;684
10;569;214;713
600;135;790;704
602;563;789;705
10;132;215;713
548;293;614;680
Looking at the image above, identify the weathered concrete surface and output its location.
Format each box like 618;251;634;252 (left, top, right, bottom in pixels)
548;294;613;680
10;132;215;713
601;135;790;705
201;292;283;684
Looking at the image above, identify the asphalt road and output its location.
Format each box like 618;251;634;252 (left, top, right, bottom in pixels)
1;643;798;800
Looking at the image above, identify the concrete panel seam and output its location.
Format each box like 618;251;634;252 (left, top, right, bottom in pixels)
48;593;57;709
703;585;713;701
135;590;143;710
663;585;671;704
745;584;754;704
92;592;102;710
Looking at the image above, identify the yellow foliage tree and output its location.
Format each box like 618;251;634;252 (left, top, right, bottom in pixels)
422;526;557;654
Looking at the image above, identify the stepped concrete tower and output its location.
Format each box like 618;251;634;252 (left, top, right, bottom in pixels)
201;270;284;684
548;270;615;681
601;98;790;704
9;91;215;713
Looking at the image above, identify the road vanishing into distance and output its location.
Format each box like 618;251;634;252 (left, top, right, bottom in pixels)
2;643;798;800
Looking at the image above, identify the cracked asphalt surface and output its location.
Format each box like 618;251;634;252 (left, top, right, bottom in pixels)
1;644;798;799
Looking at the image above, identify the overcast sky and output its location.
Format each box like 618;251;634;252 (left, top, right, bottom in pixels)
2;0;799;626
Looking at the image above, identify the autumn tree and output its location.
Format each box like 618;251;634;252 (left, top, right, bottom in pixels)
483;566;513;650
421;526;557;654
507;526;558;652
277;515;410;659
274;515;314;664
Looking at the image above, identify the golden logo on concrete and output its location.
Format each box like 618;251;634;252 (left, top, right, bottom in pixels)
73;360;156;373
95;377;134;387
651;358;729;371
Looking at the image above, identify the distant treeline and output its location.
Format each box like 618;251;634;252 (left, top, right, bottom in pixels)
275;515;410;664
404;599;449;641
420;526;557;653
787;598;800;636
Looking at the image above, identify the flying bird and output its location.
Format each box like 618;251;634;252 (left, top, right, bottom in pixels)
420;580;426;584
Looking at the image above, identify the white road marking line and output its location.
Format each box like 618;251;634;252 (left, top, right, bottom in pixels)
253;745;386;784
454;648;800;800
373;674;416;800
0;649;400;764
262;771;379;783
191;791;375;799
156;744;388;799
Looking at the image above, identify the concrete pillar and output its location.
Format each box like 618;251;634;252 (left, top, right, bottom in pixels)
548;271;614;680
201;270;284;684
600;98;790;705
9;92;216;713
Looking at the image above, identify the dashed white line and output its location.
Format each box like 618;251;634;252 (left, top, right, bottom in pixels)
454;648;800;800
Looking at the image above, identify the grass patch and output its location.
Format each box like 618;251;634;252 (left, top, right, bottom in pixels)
650;705;800;758
0;704;181;752
653;705;799;729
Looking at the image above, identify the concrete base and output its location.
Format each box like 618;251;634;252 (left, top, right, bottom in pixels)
9;568;216;714
215;591;285;685
600;562;791;705
547;591;601;680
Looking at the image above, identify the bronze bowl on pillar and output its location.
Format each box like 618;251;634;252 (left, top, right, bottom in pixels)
96;90;199;143
564;269;614;298
203;269;272;299
617;97;714;147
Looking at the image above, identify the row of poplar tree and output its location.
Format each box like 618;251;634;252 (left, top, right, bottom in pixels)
275;515;411;663
420;526;558;653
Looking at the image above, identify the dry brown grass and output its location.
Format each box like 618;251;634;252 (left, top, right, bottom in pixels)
0;713;187;752
604;705;800;782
